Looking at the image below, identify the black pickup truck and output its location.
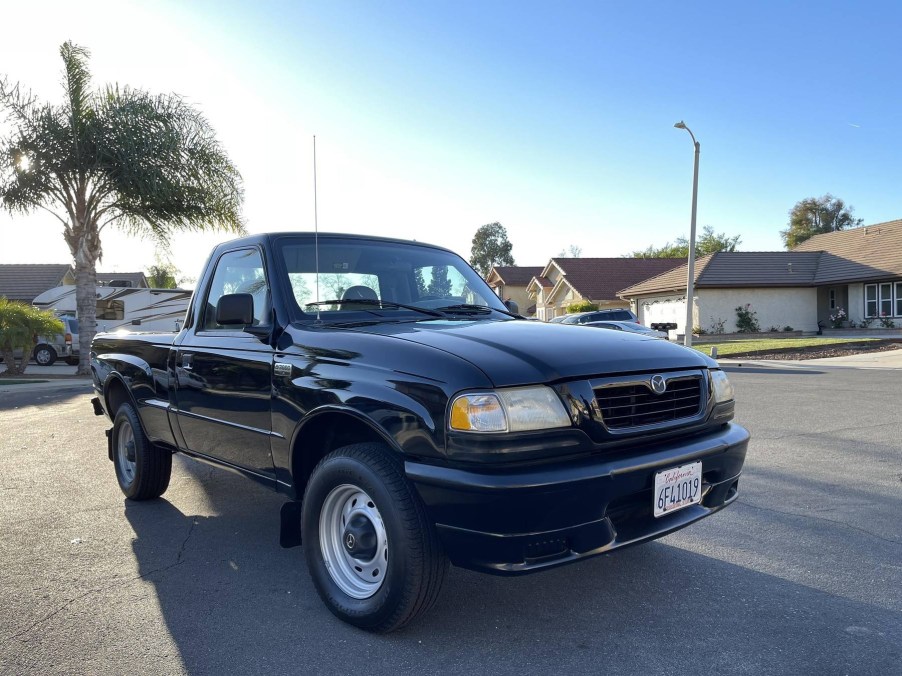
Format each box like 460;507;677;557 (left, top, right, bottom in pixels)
91;233;748;632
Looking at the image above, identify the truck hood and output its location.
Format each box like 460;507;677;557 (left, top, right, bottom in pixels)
350;319;715;387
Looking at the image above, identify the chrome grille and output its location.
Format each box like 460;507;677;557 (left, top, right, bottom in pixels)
595;376;703;429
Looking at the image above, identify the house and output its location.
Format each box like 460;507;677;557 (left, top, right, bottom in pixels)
526;258;684;321
0;264;75;303
619;252;823;334
793;219;902;326
0;264;149;305
619;219;902;334
485;266;544;315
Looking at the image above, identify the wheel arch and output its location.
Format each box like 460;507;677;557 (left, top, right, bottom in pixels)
104;373;139;421
288;407;402;501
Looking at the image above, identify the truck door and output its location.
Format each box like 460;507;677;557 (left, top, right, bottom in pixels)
173;247;275;478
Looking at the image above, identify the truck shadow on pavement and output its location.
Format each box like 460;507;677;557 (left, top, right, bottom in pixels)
122;457;901;676
0;385;92;411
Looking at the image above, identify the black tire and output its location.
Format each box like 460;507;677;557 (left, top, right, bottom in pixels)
301;443;448;632
111;403;172;500
33;345;56;366
65;357;79;366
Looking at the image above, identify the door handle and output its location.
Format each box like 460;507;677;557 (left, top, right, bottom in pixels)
181;353;193;370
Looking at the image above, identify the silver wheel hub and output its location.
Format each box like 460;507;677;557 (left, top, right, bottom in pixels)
117;421;137;485
319;484;388;599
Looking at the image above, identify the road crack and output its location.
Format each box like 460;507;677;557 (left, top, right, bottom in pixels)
2;518;200;646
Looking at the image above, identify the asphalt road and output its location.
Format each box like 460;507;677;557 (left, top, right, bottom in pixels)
0;366;899;675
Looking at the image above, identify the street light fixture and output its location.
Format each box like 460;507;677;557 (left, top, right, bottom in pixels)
674;120;700;347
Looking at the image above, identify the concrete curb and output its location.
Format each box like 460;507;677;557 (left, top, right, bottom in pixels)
0;378;92;395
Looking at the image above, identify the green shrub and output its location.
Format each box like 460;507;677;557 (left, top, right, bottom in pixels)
0;299;64;376
734;304;760;333
566;300;599;314
783;326;794;332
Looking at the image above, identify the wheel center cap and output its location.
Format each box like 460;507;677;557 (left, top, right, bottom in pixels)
342;514;378;560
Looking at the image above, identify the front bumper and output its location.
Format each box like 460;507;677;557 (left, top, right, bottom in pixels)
406;422;749;575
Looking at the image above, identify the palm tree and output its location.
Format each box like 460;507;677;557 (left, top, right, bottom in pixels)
0;42;244;374
0;299;64;376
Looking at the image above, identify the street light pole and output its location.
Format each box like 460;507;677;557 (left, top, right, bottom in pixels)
674;121;700;347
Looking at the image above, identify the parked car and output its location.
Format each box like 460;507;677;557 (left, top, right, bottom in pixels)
4;324;70;366
559;308;639;324
584;320;669;339
90;232;748;632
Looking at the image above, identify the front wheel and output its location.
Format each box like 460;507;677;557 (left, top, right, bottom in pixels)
301;443;448;632
112;403;172;500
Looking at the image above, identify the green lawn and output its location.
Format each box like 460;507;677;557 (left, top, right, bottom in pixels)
691;337;882;357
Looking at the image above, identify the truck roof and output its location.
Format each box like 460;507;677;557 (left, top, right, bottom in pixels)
212;232;457;256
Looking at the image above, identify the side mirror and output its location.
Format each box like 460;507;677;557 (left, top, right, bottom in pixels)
216;293;254;325
504;299;519;314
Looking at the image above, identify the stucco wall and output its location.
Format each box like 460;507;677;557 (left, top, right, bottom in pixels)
498;285;534;316
698;288;818;333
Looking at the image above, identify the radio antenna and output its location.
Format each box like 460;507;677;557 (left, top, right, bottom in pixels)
313;135;321;321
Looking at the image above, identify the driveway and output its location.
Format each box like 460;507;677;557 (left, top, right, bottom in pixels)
0;366;899;675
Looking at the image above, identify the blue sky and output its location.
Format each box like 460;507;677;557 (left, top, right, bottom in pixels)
1;1;900;279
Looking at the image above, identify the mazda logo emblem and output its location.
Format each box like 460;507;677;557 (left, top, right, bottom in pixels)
345;533;356;549
650;375;667;394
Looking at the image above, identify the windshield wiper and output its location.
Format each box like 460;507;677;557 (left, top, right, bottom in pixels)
434;304;520;318
305;299;444;318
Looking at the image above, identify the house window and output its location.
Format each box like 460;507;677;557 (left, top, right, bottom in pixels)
828;289;836;310
880;283;893;317
865;284;878;317
896;282;902;317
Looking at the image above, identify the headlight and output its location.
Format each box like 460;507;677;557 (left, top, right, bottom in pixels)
710;369;734;403
449;386;571;433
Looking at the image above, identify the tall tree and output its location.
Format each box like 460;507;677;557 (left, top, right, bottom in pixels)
0;42;244;374
781;194;862;249
427;265;453;297
629;226;742;258
470;222;514;277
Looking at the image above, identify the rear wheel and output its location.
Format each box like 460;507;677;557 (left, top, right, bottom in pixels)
112;403;171;500
33;345;56;366
301;443;448;632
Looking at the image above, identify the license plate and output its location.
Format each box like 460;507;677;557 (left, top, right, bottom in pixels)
653;461;702;517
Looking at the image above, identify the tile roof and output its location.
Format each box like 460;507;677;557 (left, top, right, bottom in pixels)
488;266;544;287
535;276;553;288
553;257;684;301
621;251;828;296
793;219;902;283
0;264;72;302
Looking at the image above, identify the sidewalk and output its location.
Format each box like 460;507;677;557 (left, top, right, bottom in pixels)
721;347;902;370
0;364;90;395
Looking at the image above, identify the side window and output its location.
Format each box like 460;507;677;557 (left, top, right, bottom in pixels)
202;249;270;331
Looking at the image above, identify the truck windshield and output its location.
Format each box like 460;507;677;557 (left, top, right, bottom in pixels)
277;236;508;322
